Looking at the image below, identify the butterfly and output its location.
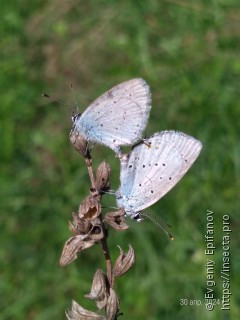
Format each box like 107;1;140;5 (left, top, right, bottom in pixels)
116;130;202;219
72;78;151;156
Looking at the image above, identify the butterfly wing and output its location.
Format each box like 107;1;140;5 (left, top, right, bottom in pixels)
74;79;151;154
117;131;202;212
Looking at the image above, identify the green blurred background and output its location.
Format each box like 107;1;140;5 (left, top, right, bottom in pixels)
1;0;239;319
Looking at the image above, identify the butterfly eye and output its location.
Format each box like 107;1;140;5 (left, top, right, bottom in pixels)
72;113;81;123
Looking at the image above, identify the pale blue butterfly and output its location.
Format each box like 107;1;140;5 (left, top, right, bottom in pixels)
72;78;151;156
116;130;202;220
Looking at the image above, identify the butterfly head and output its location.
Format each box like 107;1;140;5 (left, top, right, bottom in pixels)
132;212;144;222
71;112;82;125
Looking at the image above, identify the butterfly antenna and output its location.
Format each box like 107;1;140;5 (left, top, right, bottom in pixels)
88;142;96;152
42;93;72;113
141;212;174;240
101;206;119;210
70;83;80;116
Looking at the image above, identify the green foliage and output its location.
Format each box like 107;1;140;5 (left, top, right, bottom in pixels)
1;0;239;319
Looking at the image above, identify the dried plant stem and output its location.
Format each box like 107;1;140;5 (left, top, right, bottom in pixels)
100;229;113;286
85;156;96;190
85;153;113;287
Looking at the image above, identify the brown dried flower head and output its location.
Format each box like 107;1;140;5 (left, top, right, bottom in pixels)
95;161;111;194
87;218;104;241
70;129;90;158
106;288;120;320
113;245;135;278
66;300;105;320
104;209;129;231
79;195;101;220
59;235;95;267
60;218;105;267
69;212;93;235
85;269;109;310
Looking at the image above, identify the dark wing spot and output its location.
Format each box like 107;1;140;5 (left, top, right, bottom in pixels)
100;124;103;127
129;165;133;168
185;159;188;162
162;163;166;166
151;190;154;193
139;184;142;187
155;163;158;166
169;177;172;180
143;165;145;168
160;176;162;180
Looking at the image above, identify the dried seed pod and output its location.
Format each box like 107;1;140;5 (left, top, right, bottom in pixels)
104;209;129;231
106;288;119;320
88;218;104;241
66;300;105;320
69;212;92;235
59;235;95;267
95;161;111;193
70;130;90;158
85;269;109;310
113;245;135;277
79;196;101;220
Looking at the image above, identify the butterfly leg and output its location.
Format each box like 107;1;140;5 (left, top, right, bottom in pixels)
88;141;96;153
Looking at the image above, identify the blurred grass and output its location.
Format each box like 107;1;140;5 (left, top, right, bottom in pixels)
1;0;240;319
